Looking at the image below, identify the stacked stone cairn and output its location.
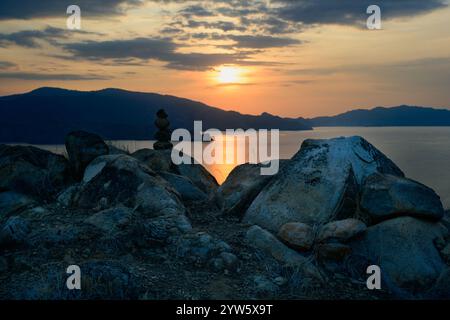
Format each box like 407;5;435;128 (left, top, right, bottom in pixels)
153;109;173;150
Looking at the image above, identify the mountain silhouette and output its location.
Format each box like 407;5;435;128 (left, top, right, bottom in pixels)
309;106;450;127
0;87;312;144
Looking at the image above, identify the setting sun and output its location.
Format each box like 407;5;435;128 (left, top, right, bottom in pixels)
217;66;241;84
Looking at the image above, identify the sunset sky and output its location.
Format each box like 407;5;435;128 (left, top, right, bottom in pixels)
0;0;449;117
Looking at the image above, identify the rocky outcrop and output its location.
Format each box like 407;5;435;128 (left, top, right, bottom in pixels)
0;144;71;199
172;232;236;271
277;222;315;251
107;145;129;155
428;268;450;299
84;207;136;235
350;217;448;296
0;216;30;247
360;173;444;222
244;136;404;232
1;132;449;300
176;163;218;195
245;225;320;278
76;154;186;217
159;172;208;202
131;149;214;202
131;148;175;173
0;191;35;219
65;131;109;180
216;162;284;216
316;243;352;261
317;219;367;243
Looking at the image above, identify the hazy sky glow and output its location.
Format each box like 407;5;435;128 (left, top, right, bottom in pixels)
0;0;449;117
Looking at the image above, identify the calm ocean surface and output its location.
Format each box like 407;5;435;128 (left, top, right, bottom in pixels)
24;127;450;209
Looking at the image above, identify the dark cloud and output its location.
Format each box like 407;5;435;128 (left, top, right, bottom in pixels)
227;35;301;48
61;36;286;70
182;20;247;32
180;5;215;17
161;0;448;37
0;0;141;20
165;52;245;71
64;37;176;60
0;72;110;80
274;0;448;26
0;61;17;69
0;26;98;48
62;37;249;70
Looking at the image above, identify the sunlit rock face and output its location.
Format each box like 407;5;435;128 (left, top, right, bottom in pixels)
244;136;405;232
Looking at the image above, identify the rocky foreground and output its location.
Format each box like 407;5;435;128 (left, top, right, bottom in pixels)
0;131;450;299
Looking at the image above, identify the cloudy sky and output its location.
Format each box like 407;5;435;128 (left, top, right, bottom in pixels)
0;0;449;117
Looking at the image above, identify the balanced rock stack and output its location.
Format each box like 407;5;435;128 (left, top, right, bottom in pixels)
153;109;173;150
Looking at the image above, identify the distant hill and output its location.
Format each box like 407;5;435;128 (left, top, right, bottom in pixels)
309;106;450;127
0;87;312;144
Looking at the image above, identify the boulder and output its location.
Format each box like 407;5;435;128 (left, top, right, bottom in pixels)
350;216;448;296
0;144;71;199
277;222;315;251
159;172;208;202
316;243;352;261
75;154;185;217
0;216;30;247
0;191;34;220
216;162;282;216
442;210;450;231
210;252;239;272
131;148;174;173
84;207;135;235
136;213;192;246
253;275;279;298
65;131;109;179
108;145;129;155
245;225;319;278
176;163;218;195
427;268;450;299
440;244;450;264
244;136;404;232
317;219;367;243
173;232;232;264
56;185;81;208
360;173;444;222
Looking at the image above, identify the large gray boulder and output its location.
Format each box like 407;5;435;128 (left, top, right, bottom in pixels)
428;268;450;299
350;217;448;297
176;163;218;195
0;191;34;220
245;225;320;278
75;154;185;217
65;131;109;180
216;162;283;216
244;136;404;232
84;206;135;235
131;148;174;173
360;173;444;222
0;144;71;199
159;172;208;202
0;216;30;247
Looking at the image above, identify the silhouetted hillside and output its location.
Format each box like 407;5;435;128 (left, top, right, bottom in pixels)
0;87;312;144
309;106;450;127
